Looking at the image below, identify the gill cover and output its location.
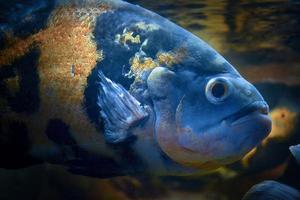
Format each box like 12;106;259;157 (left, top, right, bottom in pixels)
146;67;215;168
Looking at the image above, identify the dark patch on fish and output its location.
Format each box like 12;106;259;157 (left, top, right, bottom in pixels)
0;64;17;110
0;0;55;39
0;66;15;112
0;31;5;49
45;119;128;178
0;48;40;114
46;119;76;146
65;146;129;178
0;118;41;169
0;63;15;79
66;156;126;178
45;118;82;165
108;141;147;175
84;67;104;130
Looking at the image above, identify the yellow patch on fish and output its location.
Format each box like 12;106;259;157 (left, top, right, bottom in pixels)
157;52;176;66
129;55;158;78
0;4;113;154
158;47;187;66
115;31;141;46
156;51;181;66
127;48;186;80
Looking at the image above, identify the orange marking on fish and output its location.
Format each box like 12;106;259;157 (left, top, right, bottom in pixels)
0;4;112;154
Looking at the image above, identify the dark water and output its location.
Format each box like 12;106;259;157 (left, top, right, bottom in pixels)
1;1;300;200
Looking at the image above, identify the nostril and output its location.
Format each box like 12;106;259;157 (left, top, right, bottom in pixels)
245;89;252;96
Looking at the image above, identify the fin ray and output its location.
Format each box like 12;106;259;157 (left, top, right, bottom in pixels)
97;71;148;143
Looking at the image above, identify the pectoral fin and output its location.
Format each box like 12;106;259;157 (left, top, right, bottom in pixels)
97;71;148;143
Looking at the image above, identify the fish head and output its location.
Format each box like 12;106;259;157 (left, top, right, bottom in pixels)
147;39;272;170
83;0;272;173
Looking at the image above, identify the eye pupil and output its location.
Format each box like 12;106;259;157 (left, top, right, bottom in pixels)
211;82;226;98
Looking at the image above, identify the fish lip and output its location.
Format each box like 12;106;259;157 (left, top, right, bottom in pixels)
225;101;270;125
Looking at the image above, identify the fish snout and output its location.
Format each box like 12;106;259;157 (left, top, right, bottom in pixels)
258;101;269;115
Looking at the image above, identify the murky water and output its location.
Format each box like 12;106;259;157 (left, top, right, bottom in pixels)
0;1;300;200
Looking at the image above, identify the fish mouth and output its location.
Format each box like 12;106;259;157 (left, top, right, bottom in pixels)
225;101;270;126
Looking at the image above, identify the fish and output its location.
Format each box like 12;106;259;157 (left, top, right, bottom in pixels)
0;0;271;178
290;144;300;165
242;180;300;200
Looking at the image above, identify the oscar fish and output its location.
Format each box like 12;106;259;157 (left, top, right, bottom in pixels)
0;0;271;177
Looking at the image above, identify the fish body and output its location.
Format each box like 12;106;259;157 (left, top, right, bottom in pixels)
242;180;300;200
0;0;271;177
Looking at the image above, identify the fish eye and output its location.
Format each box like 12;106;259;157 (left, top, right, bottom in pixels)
205;77;231;104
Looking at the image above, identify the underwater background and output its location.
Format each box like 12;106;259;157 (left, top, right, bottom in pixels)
0;0;300;199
